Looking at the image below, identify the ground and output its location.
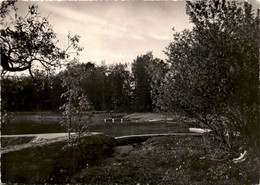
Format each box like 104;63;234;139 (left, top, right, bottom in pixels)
2;112;259;184
73;136;259;184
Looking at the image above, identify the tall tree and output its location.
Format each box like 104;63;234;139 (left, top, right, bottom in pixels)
80;62;108;111
147;58;169;112
132;52;154;112
163;0;259;148
107;63;132;112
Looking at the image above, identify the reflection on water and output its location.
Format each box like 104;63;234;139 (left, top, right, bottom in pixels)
91;122;186;137
2;117;185;137
1;119;66;135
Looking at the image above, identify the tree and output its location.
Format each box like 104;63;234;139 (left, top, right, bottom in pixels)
162;0;259;149
107;63;132;112
132;52;154;112
59;60;93;139
147;57;169;112
79;62;108;111
0;0;82;78
1;70;64;112
186;0;259;108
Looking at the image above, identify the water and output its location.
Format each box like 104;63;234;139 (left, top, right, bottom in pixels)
1;119;67;135
1;112;187;136
1;118;187;137
90;122;187;137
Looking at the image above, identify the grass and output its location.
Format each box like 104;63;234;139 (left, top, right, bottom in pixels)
72;135;259;184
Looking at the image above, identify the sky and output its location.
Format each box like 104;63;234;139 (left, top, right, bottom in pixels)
16;0;260;66
16;0;193;66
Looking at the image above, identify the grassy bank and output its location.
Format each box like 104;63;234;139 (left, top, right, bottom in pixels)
73;135;259;184
2;132;259;183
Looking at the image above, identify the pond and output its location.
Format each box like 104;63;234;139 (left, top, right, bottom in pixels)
1;114;187;136
90;122;187;137
1;119;67;135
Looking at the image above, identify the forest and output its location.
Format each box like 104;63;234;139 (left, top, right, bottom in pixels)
1;52;163;113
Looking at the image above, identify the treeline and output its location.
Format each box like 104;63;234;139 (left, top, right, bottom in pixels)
1;52;167;113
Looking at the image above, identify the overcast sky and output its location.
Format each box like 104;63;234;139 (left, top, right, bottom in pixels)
16;0;260;66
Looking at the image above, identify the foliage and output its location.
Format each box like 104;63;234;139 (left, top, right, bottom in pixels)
0;1;82;78
146;56;169;112
1;71;64;111
59;61;93;139
132;52;154;112
107;63;133;112
1;60;143;113
63;62;133;112
78;62;103;110
160;0;260;149
61;61;132;115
